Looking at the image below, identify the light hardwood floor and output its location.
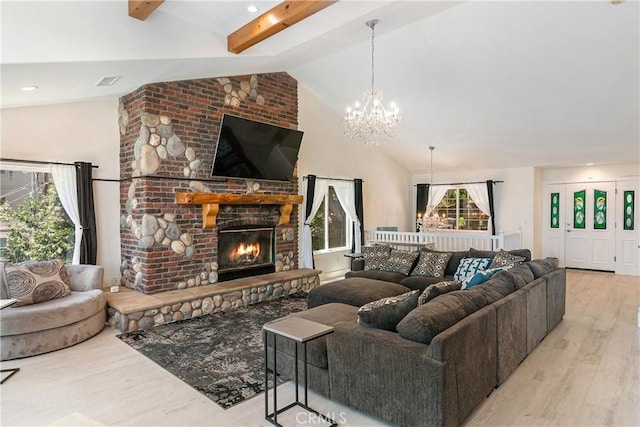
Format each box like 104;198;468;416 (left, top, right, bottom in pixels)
1;270;638;427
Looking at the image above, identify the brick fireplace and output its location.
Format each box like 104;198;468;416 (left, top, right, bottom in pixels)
118;72;300;295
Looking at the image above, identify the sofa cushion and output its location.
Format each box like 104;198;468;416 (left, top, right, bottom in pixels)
472;271;516;304
396;290;487;344
410;251;451;278
489;249;526;269
527;258;558;278
345;269;408;284
504;263;535;289
399;275;448;291
0;289;105;336
4;259;71;307
362;245;392;271
358;290;420;331
469;247;532;262
379;250;419;275
307;277;411;309
461;266;511;289
453;257;491;282
418;281;461;305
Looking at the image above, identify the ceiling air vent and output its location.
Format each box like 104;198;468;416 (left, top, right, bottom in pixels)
96;76;121;87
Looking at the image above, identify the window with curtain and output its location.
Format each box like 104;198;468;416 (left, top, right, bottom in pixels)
435;188;489;231
0;168;75;262
310;185;353;252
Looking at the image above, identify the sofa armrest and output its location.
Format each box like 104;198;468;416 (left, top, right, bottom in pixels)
343;253;364;271
426;305;498;423
327;321;456;427
65;265;104;292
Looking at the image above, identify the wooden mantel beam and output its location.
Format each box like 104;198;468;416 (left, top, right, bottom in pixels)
175;192;304;228
129;0;165;21
227;0;338;54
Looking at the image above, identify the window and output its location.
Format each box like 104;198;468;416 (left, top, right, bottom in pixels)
0;169;74;262
435;188;489;231
311;185;352;252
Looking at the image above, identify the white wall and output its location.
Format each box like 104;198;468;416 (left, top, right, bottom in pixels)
541;163;639;183
1;98;121;286
298;86;413;281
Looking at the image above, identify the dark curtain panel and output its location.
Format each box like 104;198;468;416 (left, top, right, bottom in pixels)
416;184;430;231
76;162;97;264
353;178;364;252
304;175;316;268
487;179;496;235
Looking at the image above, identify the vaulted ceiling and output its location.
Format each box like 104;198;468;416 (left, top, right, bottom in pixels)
1;1;638;173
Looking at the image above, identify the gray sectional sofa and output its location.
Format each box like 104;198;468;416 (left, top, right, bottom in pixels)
267;248;566;427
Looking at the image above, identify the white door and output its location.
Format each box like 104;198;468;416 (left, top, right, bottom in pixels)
565;182;616;271
616;180;640;276
542;184;566;266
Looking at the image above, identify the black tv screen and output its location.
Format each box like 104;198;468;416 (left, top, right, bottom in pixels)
211;114;303;182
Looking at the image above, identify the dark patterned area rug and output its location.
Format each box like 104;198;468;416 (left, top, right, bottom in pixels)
117;293;308;409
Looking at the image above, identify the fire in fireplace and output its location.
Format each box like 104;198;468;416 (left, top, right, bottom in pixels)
218;227;275;281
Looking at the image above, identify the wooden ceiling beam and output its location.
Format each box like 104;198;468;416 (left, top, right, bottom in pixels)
228;0;338;54
129;0;165;21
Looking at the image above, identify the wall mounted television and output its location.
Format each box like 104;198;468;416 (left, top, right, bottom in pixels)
211;114;304;182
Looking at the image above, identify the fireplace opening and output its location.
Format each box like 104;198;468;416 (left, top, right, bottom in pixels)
218;227;275;281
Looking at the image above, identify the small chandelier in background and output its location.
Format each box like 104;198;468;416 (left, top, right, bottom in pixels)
344;19;401;148
417;146;446;232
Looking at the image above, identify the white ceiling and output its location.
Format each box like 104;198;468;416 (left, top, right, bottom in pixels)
1;0;638;173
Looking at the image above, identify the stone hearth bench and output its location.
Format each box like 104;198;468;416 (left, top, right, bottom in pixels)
106;269;321;333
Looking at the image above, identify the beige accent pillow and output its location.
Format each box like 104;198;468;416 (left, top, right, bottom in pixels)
5;259;71;307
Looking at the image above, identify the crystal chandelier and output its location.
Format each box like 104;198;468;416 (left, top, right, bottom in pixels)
344;19;400;147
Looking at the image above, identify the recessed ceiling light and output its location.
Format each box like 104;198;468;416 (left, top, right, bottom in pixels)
586;163;594;166
96;76;121;87
247;5;258;13
20;85;39;91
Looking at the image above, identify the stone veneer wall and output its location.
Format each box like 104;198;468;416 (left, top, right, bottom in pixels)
118;73;300;294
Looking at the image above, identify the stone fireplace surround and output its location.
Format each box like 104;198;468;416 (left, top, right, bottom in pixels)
107;72;322;331
118;71;302;296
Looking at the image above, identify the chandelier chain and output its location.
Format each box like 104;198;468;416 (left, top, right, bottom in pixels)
370;21;375;92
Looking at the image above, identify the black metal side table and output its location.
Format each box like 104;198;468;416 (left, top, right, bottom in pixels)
263;317;337;427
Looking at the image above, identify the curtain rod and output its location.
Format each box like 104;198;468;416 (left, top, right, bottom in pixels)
414;180;503;187
0;158;99;169
303;175;363;183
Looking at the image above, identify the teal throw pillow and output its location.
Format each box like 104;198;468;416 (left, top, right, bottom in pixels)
461;266;512;289
453;257;491;282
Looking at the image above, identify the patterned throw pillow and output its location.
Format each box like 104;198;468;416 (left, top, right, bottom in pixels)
4;259;71;307
489;249;526;269
418;281;461;305
410;251;452;278
461;266;512;289
357;290;420;331
362;245;392;271
453;257;491;282
379;250;420;275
